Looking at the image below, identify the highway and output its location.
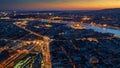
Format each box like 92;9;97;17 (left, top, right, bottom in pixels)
0;21;52;68
14;22;52;68
0;41;38;68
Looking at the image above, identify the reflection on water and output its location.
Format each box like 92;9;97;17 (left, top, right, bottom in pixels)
60;21;120;37
83;24;120;37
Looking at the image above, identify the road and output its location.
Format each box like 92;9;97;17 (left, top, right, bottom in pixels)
60;46;76;68
14;22;52;68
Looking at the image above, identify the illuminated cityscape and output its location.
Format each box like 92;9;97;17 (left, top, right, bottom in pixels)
0;0;120;68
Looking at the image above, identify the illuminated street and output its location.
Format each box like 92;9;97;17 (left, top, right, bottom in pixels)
0;8;120;68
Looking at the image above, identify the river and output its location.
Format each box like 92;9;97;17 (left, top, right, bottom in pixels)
82;24;120;37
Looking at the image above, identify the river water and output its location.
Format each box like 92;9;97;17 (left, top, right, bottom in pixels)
82;24;120;37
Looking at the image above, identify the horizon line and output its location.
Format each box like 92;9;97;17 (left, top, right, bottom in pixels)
0;8;120;11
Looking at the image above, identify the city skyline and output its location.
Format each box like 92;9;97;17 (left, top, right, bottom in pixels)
0;1;120;67
0;0;120;10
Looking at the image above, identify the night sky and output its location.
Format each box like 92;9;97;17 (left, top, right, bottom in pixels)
0;0;120;10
